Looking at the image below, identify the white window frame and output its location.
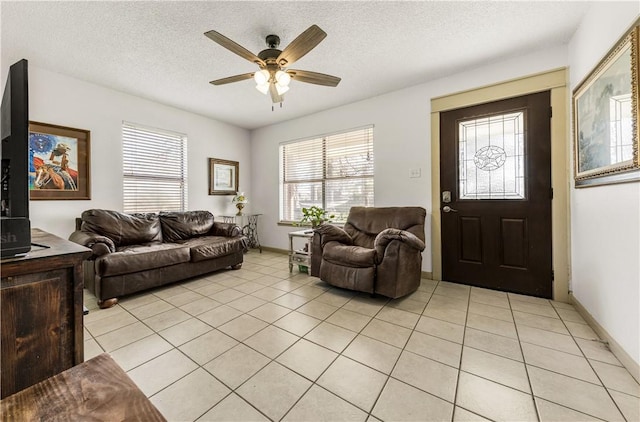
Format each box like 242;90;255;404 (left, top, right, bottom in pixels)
122;121;188;213
279;125;374;224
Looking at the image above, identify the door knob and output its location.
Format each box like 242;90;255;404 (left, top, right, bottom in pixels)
443;206;458;213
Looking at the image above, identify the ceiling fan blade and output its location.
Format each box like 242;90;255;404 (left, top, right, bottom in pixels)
204;30;265;66
269;83;283;103
276;25;326;67
209;73;255;86
287;69;341;87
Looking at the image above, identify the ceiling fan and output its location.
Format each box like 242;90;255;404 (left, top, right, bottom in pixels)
205;25;341;104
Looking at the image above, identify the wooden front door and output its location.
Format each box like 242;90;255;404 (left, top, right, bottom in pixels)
440;91;552;298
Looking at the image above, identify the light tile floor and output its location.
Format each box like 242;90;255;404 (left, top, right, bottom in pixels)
83;251;640;422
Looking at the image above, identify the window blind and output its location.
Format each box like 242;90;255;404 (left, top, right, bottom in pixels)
122;122;188;213
280;126;374;223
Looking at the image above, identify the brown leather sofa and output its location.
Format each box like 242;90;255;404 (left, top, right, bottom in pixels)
310;207;426;298
69;209;247;308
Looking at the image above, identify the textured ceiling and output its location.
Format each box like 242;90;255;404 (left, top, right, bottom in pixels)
1;1;591;130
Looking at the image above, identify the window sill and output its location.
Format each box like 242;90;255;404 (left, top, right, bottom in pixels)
278;221;303;227
278;221;344;228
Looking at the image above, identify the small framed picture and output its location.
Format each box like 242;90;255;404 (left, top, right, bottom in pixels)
209;158;239;195
29;121;91;200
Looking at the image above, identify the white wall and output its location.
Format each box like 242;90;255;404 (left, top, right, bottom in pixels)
25;66;250;239
568;4;640;367
251;45;567;272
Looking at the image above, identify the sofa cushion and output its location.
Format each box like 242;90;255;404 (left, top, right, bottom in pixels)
81;209;162;247
95;242;190;277
159;211;214;242
180;236;247;262
322;241;376;268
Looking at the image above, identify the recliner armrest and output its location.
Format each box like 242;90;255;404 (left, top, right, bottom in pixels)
374;228;425;256
69;231;116;258
314;224;353;246
211;222;242;237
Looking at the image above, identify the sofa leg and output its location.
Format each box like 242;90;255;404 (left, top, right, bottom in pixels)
98;298;118;309
231;263;242;270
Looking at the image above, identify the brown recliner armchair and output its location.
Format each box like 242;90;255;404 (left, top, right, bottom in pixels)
310;207;426;298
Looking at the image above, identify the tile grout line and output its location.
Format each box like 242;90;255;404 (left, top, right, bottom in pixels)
159;278;539;419
241;278;382;419
362;285;436;420
449;282;471;422
87;264;276;418
519;298;625;421
507;292;542;422
551;300;631;422
84;254;637;422
311;292;396;419
195;276;357;421
153;259;313;422
306;283;436;416
506;293;631;421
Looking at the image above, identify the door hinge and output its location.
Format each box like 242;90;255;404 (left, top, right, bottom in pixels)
550;188;554;199
549;107;553;118
551;270;555;281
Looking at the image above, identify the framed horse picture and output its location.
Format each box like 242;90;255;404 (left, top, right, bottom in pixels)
29;121;91;200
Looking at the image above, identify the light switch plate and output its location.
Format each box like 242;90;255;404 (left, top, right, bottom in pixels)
410;168;421;178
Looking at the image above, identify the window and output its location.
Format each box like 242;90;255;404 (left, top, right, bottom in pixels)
122;122;187;213
280;126;374;223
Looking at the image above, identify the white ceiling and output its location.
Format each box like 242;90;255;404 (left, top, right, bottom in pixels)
1;1;591;130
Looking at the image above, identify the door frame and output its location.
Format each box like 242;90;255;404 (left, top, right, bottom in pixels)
430;68;570;302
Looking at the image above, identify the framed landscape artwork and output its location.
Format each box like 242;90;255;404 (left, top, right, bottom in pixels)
573;21;639;187
209;158;239;195
29;121;91;200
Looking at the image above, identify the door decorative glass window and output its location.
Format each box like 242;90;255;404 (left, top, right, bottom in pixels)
459;111;525;199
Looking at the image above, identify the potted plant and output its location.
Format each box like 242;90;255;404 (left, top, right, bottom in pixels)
298;206;335;228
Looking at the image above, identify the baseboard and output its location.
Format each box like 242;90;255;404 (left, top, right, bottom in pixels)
259;246;287;254
570;293;640;384
421;271;433;280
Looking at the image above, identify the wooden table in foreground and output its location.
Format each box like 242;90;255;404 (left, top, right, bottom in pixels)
0;353;166;421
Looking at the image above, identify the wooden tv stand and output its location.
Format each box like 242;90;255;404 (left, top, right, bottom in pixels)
0;228;91;398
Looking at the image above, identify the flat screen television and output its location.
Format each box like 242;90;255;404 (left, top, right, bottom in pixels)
1;59;31;258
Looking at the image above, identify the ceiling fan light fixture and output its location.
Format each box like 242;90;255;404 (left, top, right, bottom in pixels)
253;69;270;85
275;83;289;96
206;25;340;105
275;70;291;87
255;83;270;95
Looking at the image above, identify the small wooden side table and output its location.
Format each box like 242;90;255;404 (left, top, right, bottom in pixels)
288;229;314;273
0;353;166;421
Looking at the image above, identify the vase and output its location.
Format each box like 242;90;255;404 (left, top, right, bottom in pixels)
235;203;245;216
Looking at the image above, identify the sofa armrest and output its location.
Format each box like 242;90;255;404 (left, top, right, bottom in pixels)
211;222;242;237
69;231;116;258
314;224;353;246
374;228;425;259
